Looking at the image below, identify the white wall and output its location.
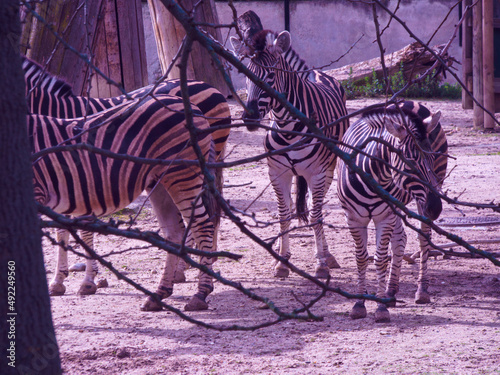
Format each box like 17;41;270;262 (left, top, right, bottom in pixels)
143;1;462;90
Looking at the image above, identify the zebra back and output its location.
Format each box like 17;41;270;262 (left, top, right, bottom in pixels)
30;95;214;218
22;56;230;158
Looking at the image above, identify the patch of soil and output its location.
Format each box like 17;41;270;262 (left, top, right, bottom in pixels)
44;98;500;374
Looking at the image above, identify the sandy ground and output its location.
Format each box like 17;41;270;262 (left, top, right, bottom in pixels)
43;98;500;374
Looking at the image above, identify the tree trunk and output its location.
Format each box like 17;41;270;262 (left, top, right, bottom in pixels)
20;0;147;97
326;42;451;85
0;1;61;374
148;0;231;97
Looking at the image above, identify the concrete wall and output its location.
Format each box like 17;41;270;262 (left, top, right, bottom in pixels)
143;1;462;90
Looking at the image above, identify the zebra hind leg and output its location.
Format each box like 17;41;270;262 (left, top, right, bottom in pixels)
141;186;184;311
308;175;336;278
268;168;294;278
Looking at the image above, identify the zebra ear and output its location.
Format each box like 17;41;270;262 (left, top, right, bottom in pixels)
385;118;408;140
423;111;441;133
230;36;247;58
274;31;291;54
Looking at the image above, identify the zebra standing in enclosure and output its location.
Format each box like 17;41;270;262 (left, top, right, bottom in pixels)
230;11;349;279
337;105;444;323
23;56;231;293
31;94;219;312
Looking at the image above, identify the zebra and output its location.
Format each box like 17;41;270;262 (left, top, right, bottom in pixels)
230;16;349;279
31;94;219;312
337;105;443;323
23;56;230;290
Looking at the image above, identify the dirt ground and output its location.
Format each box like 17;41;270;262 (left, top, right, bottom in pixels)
44;98;500;374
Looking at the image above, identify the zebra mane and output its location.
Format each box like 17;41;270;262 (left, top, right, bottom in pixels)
22;56;75;97
251;29;312;80
362;106;426;140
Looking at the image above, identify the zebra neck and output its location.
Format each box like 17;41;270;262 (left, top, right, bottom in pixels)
281;48;313;81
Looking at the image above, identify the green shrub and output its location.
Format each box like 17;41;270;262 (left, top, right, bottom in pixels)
341;64;461;100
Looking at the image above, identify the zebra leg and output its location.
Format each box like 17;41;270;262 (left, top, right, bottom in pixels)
269;168;294;278
321;161;341;270
415;222;432;304
385;217;407;307
78;231;99;295
49;229;70;296
141;186;186;311
373;214;397;323
308;174;334;278
347;215;370;320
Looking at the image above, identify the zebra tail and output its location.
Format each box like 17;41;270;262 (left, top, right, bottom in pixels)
202;142;221;229
296;176;309;224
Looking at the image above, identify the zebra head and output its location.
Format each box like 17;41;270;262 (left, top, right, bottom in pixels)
231;29;292;131
385;109;443;221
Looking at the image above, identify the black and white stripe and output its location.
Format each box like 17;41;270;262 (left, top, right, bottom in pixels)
337;105;444;322
32;94;219;311
231;29;349;278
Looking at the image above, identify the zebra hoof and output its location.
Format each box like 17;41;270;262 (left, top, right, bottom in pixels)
349;301;367;320
384;290;397;308
415;287;431;304
96;278;109;289
274;267;290;278
141;296;163;312
173;270;187;283
374;304;391;323
314;266;330;279
78;282;97;295
49;283;66;296
184;295;209;311
326;255;341;269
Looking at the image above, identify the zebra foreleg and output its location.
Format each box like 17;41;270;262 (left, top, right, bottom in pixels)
373;214;397;323
385;217;407;307
347;217;370;320
49;229;70;296
78;230;99;296
415;222;432;304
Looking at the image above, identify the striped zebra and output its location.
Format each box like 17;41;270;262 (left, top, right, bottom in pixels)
32;94;218;312
230;17;349;279
337;105;444;322
23;56;230;290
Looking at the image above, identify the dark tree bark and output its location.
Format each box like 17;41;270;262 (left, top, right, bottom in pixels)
0;1;62;374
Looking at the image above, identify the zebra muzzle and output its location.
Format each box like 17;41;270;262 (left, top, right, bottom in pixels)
242;101;261;131
422;191;442;221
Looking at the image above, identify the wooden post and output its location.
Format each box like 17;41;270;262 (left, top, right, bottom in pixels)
462;0;473;109
21;0;147;97
147;0;230;97
482;0;495;129
472;0;483;128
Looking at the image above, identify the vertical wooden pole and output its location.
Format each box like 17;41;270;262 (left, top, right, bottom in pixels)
147;0;230;97
472;0;483;128
482;0;495;129
462;0;473;109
